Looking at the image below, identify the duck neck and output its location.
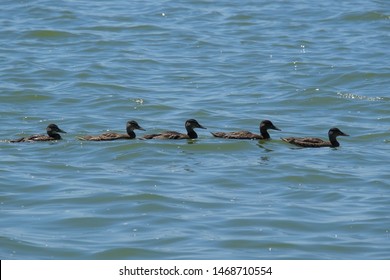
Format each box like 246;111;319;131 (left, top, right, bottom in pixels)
186;127;198;139
259;126;270;139
126;128;136;139
329;135;340;147
47;131;62;140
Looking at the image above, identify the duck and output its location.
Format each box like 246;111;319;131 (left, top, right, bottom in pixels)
142;119;206;139
211;120;281;140
281;127;349;148
10;123;66;142
78;120;145;141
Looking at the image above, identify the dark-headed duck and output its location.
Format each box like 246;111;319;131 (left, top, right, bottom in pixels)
281;127;349;148
143;119;206;139
78;120;145;141
211;120;280;140
10;124;66;142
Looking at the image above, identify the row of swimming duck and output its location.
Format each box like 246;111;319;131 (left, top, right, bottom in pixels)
5;119;349;148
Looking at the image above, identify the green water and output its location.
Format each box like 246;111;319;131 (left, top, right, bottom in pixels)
0;0;389;259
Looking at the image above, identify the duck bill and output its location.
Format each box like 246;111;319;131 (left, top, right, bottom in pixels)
138;126;146;131
58;129;67;133
198;125;207;129
272;125;281;131
341;132;349;136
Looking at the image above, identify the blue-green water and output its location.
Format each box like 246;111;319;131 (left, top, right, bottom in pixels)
1;0;389;259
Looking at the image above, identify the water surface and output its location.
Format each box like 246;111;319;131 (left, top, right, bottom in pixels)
0;0;389;259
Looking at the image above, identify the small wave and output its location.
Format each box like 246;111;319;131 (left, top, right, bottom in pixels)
337;92;387;102
24;29;79;39
341;11;390;22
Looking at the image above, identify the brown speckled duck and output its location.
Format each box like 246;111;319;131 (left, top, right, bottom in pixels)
78;120;145;141
211;120;281;140
10;124;66;142
281;127;349;148
142;119;206;139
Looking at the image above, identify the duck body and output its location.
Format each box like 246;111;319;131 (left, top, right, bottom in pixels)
78;120;144;141
10;124;66;142
79;132;134;141
281;127;349;148
211;120;280;140
142;119;206;140
211;130;263;140
143;131;193;140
